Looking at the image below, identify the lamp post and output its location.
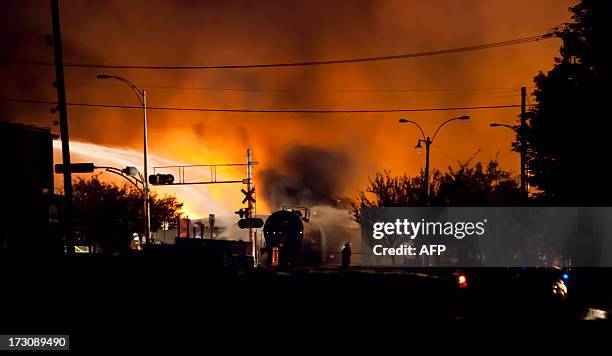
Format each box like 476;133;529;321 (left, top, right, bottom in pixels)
97;74;151;244
399;115;470;204
490;122;527;200
489;123;514;129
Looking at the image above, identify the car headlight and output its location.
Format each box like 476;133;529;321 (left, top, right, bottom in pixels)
552;279;568;299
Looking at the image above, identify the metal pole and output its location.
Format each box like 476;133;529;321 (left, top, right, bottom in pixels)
247;149;255;264
520;86;527;201
143;89;151;244
50;0;74;255
423;137;432;266
424;137;431;205
210;215;215;239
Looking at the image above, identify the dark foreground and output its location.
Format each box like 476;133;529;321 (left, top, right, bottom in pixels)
1;256;611;351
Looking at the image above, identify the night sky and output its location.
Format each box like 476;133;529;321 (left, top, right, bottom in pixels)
0;0;575;215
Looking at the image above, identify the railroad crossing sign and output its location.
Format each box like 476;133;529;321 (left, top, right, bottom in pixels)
241;187;256;204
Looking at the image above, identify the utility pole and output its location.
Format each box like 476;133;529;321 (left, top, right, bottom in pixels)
50;0;74;255
520;86;527;201
424;137;431;204
143;89;151;244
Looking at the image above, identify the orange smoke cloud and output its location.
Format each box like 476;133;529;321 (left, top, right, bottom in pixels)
2;0;576;215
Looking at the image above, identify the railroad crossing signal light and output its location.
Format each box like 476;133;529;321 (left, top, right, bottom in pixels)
234;208;251;218
149;173;175;185
54;163;95;174
238;218;264;229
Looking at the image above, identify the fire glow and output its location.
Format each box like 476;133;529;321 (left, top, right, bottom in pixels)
52;140;244;218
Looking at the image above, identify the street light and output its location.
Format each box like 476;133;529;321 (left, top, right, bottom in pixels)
96;165;145;194
97;74;151;244
489;123;516;130
489;121;527;200
399;115;470;204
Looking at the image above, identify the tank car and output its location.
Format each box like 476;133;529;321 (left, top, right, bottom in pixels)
262;207;323;267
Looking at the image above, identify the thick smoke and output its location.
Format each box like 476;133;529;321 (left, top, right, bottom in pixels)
259;145;352;210
1;0;574;214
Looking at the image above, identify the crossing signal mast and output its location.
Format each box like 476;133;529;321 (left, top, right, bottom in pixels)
148;149;260;264
244;149;258;260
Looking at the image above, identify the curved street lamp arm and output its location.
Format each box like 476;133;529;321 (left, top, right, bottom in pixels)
95;166;144;194
401;120;426;140
112;76;145;104
493;123;517;131
432;117;462;143
107;169;144;194
137;171;145;185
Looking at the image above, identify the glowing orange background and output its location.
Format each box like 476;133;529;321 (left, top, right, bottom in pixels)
1;0;576;216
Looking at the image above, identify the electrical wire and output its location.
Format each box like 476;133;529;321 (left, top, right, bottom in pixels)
1;34;554;70
65;81;531;93
1;97;530;113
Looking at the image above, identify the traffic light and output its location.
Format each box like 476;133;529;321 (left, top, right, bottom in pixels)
148;173;175;185
54;163;95;173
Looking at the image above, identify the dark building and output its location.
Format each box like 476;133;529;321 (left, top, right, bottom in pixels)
0;121;63;255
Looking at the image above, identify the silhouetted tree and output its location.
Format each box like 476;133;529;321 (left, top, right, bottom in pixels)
351;160;521;266
72;176;183;254
431;160;521;207
351;160;520;222
521;1;612;204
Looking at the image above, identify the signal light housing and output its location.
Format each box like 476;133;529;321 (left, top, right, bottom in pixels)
234;208;250;218
54;163;95;174
149;173;175;185
238;218;264;229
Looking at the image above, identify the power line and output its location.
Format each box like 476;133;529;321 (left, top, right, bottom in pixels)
1;97;530;114
67;81;530;93
2;34;554;70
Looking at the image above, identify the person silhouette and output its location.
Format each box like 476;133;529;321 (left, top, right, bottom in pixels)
341;243;351;267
